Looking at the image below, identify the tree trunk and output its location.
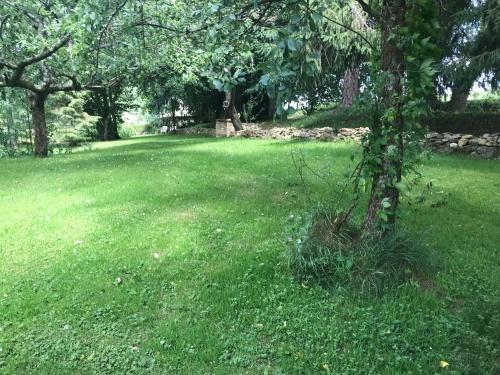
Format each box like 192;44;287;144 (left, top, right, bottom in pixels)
226;89;242;130
101;87;120;141
27;91;49;157
447;85;470;112
427;89;439;110
341;65;360;107
107;88;120;140
171;99;177;128
363;0;405;233
268;95;277;120
102;97;111;141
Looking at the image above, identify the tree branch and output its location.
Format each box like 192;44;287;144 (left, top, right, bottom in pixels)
92;0;129;82
320;12;374;48
353;0;380;22
19;35;70;68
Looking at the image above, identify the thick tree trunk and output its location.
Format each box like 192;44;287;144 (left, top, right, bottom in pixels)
101;87;120;141
226;89;243;131
341;65;360;107
447;85;470;112
27;91;49;157
363;0;405;233
268;95;277;120
427;89;439;110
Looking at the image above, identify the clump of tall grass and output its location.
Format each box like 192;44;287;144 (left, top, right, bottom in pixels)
286;206;438;294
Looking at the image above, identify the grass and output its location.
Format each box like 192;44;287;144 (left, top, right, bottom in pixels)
255;106;369;130
0;135;499;374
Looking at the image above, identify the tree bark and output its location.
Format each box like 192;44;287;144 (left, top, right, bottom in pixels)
268;95;277;120
447;85;471;112
101;87;120;141
27;91;49;157
341;65;360;107
363;0;405;233
102;91;111;141
226;89;243;130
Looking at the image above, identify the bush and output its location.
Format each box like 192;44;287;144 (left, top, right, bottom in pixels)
424;111;500;134
286;207;437;294
466;99;500;113
118;125;135;139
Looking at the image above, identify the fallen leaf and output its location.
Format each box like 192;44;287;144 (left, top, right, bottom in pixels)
439;360;449;368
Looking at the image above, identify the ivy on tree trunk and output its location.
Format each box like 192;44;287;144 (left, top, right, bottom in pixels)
363;0;406;233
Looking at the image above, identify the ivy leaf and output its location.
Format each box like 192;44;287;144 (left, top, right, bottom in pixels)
286;39;298;52
259;74;270;86
212;79;223;91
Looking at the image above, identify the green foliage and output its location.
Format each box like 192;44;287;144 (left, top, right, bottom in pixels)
83;85;129;141
47;92;99;146
118;125;136;139
466;98;500;113
425;111;500;134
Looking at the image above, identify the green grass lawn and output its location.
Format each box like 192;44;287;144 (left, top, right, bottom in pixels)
0;136;499;374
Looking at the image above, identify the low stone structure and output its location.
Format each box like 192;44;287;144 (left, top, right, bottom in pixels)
235;125;370;142
423;132;499;159
175;124;499;159
175;127;216;136
216;119;235;137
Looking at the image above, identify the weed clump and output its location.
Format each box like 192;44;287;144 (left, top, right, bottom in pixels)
286;207;437;294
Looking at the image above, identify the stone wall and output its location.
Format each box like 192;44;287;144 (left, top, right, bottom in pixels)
424;132;499;159
175;127;216;136
175;124;499;159
235;125;370;142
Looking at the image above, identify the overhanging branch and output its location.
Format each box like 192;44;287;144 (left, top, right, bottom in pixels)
353;0;380;23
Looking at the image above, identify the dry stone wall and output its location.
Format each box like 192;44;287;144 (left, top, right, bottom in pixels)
174;125;499;159
423;132;499;159
175;127;216;136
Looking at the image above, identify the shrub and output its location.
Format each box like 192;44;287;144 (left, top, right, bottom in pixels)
118;125;135;139
424;111;500;135
466;99;500;113
286;207;437;294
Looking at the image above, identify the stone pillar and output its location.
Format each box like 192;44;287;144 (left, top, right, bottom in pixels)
216;119;235;137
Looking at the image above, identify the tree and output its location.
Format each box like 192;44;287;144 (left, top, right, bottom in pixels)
213;0;439;234
0;1;126;156
46;92;99;146
436;0;500;111
321;1;374;108
83;81;126;141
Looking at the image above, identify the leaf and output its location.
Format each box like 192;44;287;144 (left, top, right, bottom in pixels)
381;198;391;209
286;39;298;52
212;79;223;91
259;74;270;86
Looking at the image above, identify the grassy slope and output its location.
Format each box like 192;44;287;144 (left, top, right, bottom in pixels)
258;106;369;130
0;136;499;374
